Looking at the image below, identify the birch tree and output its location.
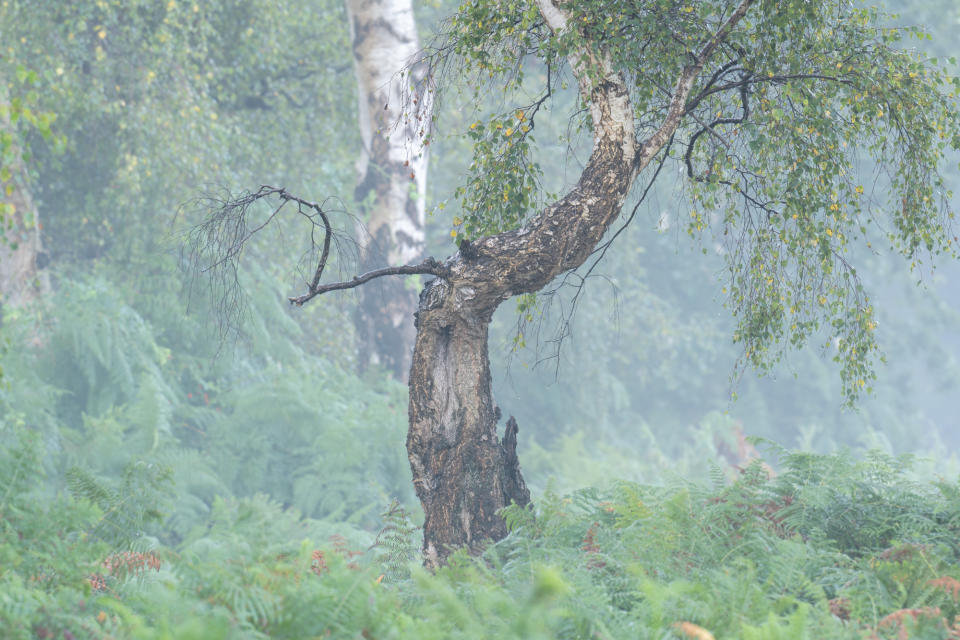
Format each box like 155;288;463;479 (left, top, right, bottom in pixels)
0;71;53;311
195;0;960;567
347;0;431;380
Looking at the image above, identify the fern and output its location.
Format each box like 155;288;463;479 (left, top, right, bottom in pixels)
370;500;420;583
66;462;171;548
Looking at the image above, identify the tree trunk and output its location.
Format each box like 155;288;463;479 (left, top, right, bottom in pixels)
346;0;430;381
408;280;530;566
0;78;48;313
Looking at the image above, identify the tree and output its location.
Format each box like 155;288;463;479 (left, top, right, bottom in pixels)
0;69;58;311
347;0;432;381
194;0;960;567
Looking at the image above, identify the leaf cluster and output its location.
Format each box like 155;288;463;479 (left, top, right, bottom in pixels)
439;0;960;403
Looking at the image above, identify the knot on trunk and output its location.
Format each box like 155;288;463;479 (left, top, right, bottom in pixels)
413;277;448;329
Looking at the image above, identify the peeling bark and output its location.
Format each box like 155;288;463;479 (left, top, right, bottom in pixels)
408;280;529;565
0;78;48;313
347;0;431;381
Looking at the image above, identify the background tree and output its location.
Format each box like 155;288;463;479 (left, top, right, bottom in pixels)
347;0;432;381
0;69;58;310
0;0;412;523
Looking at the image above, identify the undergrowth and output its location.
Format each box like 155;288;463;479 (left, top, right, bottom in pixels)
3;415;960;639
3;282;960;638
2;273;958;639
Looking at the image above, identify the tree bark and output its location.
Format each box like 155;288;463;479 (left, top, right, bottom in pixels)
405;0;753;567
346;0;430;381
408;291;529;566
0;78;49;313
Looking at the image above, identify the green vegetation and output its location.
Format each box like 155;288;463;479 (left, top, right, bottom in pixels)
2;0;960;637
5;410;960;639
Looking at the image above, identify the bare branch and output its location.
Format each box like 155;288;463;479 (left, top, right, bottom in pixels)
185;184;449;329
185;185;448;347
288;258;448;306
271;189;333;292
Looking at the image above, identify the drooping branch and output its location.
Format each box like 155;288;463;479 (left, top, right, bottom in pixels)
685;73;751;179
186;185;446;337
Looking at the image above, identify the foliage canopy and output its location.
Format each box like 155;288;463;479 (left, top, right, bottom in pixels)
440;0;959;401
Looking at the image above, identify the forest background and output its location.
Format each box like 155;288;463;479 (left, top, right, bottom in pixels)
2;0;960;638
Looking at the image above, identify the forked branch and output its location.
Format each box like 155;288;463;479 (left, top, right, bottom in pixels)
637;0;754;170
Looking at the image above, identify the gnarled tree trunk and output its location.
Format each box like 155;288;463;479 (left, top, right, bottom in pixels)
0;78;49;313
347;0;430;381
407;0;638;567
405;0;752;567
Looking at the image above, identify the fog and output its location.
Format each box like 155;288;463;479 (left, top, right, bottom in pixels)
2;0;959;637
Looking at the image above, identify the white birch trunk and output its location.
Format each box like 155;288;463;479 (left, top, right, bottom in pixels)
346;0;431;380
